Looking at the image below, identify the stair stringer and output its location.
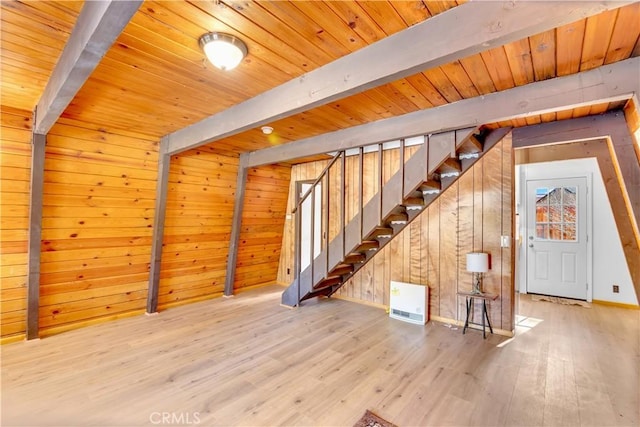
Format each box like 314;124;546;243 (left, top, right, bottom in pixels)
324;126;512;299
281;126;512;306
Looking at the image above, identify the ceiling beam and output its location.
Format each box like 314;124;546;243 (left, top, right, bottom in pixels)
245;57;639;167
34;0;142;134
165;1;629;155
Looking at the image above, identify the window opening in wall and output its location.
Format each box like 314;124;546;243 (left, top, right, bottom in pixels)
534;186;577;241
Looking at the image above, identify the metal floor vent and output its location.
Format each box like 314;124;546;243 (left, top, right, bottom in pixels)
390;308;424;323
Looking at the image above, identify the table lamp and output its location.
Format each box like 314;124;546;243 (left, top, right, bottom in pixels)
466;252;489;294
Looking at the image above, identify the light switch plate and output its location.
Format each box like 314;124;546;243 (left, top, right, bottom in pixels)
500;235;511;248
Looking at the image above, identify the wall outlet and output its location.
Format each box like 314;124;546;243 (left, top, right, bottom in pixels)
613;285;619;293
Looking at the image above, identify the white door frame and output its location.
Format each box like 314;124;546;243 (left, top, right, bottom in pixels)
518;162;593;302
297;180;323;271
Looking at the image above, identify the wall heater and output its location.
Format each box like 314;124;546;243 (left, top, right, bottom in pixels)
389;281;428;325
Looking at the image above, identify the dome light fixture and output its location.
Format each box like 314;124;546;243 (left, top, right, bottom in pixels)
199;32;248;71
261;126;274;135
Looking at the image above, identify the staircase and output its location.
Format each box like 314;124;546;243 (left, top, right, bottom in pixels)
282;126;511;307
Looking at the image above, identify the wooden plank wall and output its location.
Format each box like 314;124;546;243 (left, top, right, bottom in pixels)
159;148;291;309
341;136;514;331
1;124;291;339
278;136;514;332
0;106;32;341
158;146;238;309
235;164;291;289
1;106;162;341
37;122;159;337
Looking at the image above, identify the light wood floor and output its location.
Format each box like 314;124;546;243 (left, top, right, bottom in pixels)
2;285;638;426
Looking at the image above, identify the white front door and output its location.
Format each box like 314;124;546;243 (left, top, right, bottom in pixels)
525;177;589;300
299;182;322;271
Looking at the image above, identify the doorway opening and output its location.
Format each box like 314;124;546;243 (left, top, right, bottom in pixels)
524;176;590;300
515;160;593;303
296;180;323;272
512;155;595;342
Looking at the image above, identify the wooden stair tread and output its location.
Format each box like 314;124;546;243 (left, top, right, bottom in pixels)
420;180;441;194
356;240;379;251
458;134;483;154
344;253;366;264
403;196;424;207
313;276;342;290
369;227;393;238
386;212;408;224
303;287;332;300
329;264;354;276
420;180;441;190
439;158;462;172
404;196;423;204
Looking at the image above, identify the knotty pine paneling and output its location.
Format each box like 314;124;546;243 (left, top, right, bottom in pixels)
278;137;514;332
234;164;291;290
158;147;239;308
0;106;32;340
0;2;80;113
159;149;290;307
36;123;159;336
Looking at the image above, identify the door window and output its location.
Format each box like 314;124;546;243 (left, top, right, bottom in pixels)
535;186;577;241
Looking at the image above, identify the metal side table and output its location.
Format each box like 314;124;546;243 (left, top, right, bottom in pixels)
457;291;498;339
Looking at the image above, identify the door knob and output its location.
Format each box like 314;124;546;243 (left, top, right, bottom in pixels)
528;243;534;248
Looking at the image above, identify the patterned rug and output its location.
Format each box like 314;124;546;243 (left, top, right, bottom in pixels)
353;410;398;427
531;294;591;308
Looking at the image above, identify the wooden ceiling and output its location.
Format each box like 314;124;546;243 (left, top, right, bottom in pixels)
1;1;639;154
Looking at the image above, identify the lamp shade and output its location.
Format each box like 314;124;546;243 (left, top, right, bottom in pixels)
466;252;489;273
199;32;248;71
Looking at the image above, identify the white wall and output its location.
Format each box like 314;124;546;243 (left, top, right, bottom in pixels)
516;158;637;305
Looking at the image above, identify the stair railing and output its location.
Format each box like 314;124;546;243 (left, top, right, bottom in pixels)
291;150;344;300
283;127;507;305
291;140;401;297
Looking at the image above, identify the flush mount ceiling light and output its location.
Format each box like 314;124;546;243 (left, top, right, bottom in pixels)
199;32;248;71
261;126;273;135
